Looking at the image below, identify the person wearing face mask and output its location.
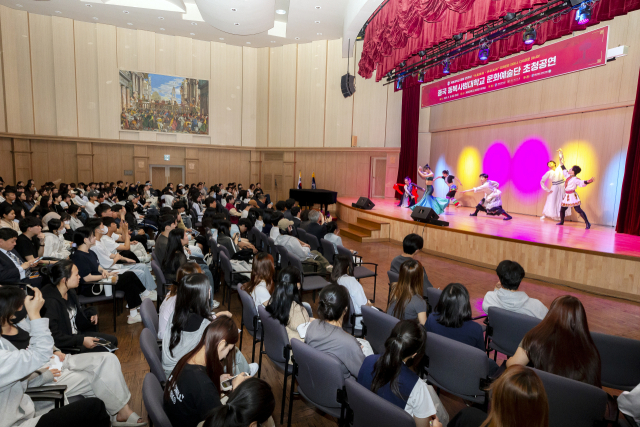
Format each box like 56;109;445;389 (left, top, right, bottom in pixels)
70;226;149;324
1;284;147;426
42;218;70;260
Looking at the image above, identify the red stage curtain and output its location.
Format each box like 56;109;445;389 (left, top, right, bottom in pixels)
615;69;640;236
395;84;421;197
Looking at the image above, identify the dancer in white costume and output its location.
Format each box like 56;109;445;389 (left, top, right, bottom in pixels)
539;157;569;221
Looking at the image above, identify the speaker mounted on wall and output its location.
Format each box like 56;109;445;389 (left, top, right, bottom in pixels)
352;197;375;210
410;206;449;226
341;73;356;98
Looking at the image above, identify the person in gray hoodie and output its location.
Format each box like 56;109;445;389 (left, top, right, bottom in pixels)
0;286;109;427
482;260;549;320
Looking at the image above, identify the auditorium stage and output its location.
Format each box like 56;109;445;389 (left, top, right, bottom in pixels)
335;197;640;302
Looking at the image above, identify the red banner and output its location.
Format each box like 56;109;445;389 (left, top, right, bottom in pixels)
421;26;609;108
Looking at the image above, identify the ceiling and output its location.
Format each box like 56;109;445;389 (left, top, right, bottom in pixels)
0;0;351;48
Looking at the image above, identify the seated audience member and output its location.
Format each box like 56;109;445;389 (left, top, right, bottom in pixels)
101;217;146;263
507;295;601;387
274;218;331;275
266;266;312;345
331;254;370;331
275;200;286;214
225;195;241;224
0;228;42;287
390;234;433;289
202;378;275;427
323;221;343;254
618;383;640;425
161;228;189;285
68;204;84;230
155;214;178;263
16;217;46;263
449;365;548;427
387;259;427;325
217;221;240;256
0;286;111;427
357;320;440;427
162;274;243;378
0;206;21;234
290;205;301;227
85;191;100;217
70;226;149;324
243;252;275;311
164;318;250;427
40;260;120;352
20;191;38;216
299;209;311;230
305;209;328;254
51;193;65;215
305;284;366;378
158;263;203;340
255;194;271;210
283;198;296;220
268;211;284;240
426;283;485;351
483;260;548;319
42;218;70;259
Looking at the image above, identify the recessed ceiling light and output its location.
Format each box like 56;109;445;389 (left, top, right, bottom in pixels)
231;8;237;12
160;27;165;30
275;9;286;14
15;4;23;7
315;6;321;9
127;22;133;25
123;10;129;14
317;33;322;35
314;21;320;24
295;37;300;40
55;10;62;14
85;3;92;7
191;22;197;25
246;42;251;44
234;23;239;25
270;41;276;43
158;16;164;20
190;32;195;36
219;37;224;40
93;17;99;20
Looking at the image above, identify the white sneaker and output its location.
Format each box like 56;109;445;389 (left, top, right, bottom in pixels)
211;299;221;309
127;314;142;324
248;363;259;377
142;290;157;302
540;216;546;221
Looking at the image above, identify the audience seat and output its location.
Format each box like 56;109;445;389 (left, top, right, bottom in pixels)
386;270;399;307
485;306;541;359
591;331;640;391
140;328;166;387
425;287;442;315
283;246;330;302
337;245;378;303
360;306;399;354
142;373;173;427
149;260;168;313
344;377;415;427
78;290;124;333
320;238;335;264
219;252;250;311
237;285;263;364
140;298;159;338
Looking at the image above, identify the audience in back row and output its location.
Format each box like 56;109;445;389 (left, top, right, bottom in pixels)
390;234;433;289
387;259;427;325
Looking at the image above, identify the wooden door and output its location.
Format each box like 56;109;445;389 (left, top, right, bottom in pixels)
169;167;183;187
371;157;386;198
151;167;166;189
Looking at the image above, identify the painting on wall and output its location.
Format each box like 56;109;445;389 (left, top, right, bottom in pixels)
119;71;209;135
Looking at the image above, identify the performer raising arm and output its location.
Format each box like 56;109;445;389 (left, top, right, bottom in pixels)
460;174;513;221
411;164;450;215
393;177;424;208
556;149;594;229
540;157;568;221
434;170;463;207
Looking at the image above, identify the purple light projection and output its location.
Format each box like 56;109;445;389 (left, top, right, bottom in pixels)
512;139;551;194
483;142;511;184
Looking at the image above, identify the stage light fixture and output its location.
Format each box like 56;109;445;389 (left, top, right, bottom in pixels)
478;41;490;61
418;69;426;83
575;2;592;25
399;61;406;68
396;78;403;90
453;33;463;42
418;50;426;58
442;58;451;74
505;12;516;21
523;26;537;45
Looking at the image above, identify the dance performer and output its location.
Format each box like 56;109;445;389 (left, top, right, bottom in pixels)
540;157;568;221
461;174;513;220
411;164;450;215
434;170;463;207
393;177;424;208
556;149;594;229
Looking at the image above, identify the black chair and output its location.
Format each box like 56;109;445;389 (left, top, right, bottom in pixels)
142;373;173;427
284;246;330;302
533;368;607;427
386;270;399;307
140;328;167;387
425;287;442;314
150;260;168;314
219;252;251;310
190;207;202;228
360;305;399;354
320;238;336;264
296;228;308;244
77;289;124;333
257;305;295;424
591;331;640;391
237;284;263;363
344;377;415;427
424;332;498;408
306;234;320;252
273;245;290;270
140;298;159;337
342;294;365;338
266;237;276;257
26;384;68;409
337;245;378;303
485;307;541;359
289;339;347;427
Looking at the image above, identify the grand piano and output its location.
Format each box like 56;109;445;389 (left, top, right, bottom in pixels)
289;189;338;212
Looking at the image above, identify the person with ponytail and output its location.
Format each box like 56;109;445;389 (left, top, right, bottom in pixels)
69;226;149;325
331;254;370;331
449;365;548;427
161;228;189;285
243;252;275;312
265;266;311;345
201;378;276;427
1;284;148;426
387;259;427;325
305;284;366;378
357;320;440;427
164;317;250;427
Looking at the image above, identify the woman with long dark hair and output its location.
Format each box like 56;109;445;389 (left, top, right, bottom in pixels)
331;254;369;331
449;365;548;427
266;266;311;344
38;195;52;215
202;378;275;427
426;283;485;351
158;263;203;340
51;193;65;215
357;320;439;427
164;317;249;427
0;205;21;234
243;252;275;311
507;295;602;387
161;228;188;284
305;284;366;378
387;259;427;324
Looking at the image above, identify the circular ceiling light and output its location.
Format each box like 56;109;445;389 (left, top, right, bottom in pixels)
123;10;129;14
15;4;23;7
295;37;300;40
85;3;92;7
234;23;240;26
317;33;322;35
231;8;237;12
246;42;251;44
275;9;286;14
93;17;99;20
158;16;164;20
55;10;62;14
127;22;133;25
219;37;225;40
160;27;165;31
190;32;195;36
314;21;320;24
315;6;321;9
271;41;276;43
191;22;197;25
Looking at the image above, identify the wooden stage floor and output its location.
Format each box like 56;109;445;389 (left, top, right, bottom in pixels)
337;197;640;259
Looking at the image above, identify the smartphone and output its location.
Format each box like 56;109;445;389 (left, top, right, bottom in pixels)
19;284;36;297
95;338;111;346
30;257;42;265
221;374;240;390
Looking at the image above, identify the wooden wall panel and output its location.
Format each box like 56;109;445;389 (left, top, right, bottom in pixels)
242;47;258;147
97;24;119;140
175;36;193;78
352;41;388;147
52;17;79;137
1;6;34;134
192;39;211;80
268;45;297;148
255;48;270;148
116;27;138;71
29;14;57;136
295;41;327;148
211;42;243;146
385;85;402;147
618;10;640;103
136;30;155;72
0;139;13;182
74;21;101;138
324;39;354;148
155;34;177;76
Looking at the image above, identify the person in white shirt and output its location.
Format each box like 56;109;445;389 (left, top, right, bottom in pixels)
42;218;70;259
461;174;512;220
482;260;548;319
191;192;204;223
331;254;370;330
274;219;331;275
68;205;85;230
243;252;275;311
84;191;100;217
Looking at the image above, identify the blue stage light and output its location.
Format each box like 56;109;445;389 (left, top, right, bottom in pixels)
442;58;451;74
479;41;490;61
523;26;536;45
576;2;592;25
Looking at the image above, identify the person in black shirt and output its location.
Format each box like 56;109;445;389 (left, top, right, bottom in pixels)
202;378;275;427
16;217;45;262
164;317;249;427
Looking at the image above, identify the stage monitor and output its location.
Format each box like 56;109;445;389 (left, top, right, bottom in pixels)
411;206;449;226
352;197;375;210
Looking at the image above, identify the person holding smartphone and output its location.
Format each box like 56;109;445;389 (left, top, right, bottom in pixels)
0;228;43;288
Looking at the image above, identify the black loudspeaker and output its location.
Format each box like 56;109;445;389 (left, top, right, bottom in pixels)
411;206;449;226
341;73;356;98
352;197;375;210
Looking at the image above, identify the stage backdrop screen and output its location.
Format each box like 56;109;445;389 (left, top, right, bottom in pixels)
421;26;608;108
119;71;209;135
